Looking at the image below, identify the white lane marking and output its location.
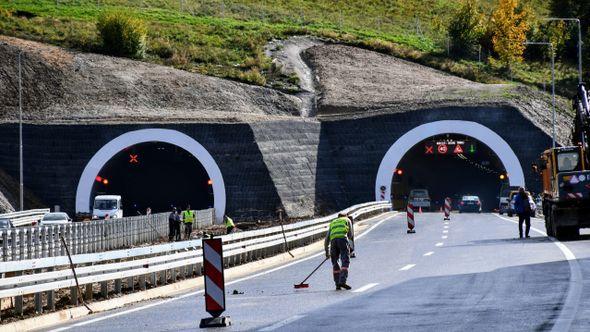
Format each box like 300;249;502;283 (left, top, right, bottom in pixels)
435;242;444;247
444;225;449;229
49;212;399;332
443;230;448;233
258;315;306;331
399;264;416;271
423;251;434;257
441;236;448;239
352;283;379;293
493;214;581;332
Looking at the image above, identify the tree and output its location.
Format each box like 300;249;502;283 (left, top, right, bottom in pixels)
489;0;530;66
448;0;484;58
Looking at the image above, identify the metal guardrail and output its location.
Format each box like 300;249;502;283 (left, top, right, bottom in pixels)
0;209;50;227
0;208;215;262
0;202;390;317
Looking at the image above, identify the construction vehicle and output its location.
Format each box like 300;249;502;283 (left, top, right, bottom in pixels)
534;83;590;239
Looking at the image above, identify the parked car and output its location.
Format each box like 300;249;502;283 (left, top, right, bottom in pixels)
408;189;431;211
508;192;536;218
0;218;14;230
40;212;72;225
459;195;482;213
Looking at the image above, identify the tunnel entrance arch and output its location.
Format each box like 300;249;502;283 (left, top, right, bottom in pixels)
75;128;225;223
375;120;525;202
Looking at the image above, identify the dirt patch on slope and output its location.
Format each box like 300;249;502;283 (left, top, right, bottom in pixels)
0;36;301;124
304;44;572;144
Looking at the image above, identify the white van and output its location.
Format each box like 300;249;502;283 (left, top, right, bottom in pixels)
92;195;123;219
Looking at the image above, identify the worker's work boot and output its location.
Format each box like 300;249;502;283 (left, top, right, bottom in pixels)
335;284;342;290
340;283;352;290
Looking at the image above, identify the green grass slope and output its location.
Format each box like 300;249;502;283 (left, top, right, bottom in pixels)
0;0;578;96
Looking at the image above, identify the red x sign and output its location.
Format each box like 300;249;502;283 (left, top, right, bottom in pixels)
425;144;434;154
129;154;139;163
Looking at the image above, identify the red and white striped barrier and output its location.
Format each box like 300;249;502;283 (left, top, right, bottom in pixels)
444;197;451;221
200;238;231;328
407;204;416;234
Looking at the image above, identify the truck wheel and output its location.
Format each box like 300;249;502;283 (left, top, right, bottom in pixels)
555;226;578;241
545;207;555;237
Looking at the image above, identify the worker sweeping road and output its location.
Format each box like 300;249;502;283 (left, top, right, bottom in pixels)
324;213;355;290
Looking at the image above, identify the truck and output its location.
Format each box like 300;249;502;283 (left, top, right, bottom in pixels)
534;83;590;240
92;195;123;219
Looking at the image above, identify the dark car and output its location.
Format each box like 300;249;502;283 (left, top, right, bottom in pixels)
459;195;482;213
0;218;13;230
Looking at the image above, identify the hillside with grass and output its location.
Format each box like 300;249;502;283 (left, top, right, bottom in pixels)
0;0;580;97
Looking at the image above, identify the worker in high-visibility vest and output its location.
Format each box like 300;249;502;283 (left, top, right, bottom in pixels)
324;213;355;290
224;215;235;234
182;205;195;240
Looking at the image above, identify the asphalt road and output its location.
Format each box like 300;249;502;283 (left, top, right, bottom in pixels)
43;212;590;332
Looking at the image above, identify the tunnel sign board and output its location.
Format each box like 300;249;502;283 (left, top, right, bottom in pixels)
424;139;475;155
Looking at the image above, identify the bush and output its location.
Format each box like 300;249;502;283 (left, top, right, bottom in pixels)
97;12;147;59
489;0;531;66
448;0;484;58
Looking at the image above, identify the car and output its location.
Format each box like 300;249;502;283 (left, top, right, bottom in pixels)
408;189;431;211
498;186;519;215
459;195;482;213
0;218;14;230
508;192;536;218
40;212;72;225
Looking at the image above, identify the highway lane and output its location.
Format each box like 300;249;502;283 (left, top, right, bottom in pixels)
43;212;585;331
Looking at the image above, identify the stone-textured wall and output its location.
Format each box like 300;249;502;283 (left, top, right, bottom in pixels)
0;106;553;219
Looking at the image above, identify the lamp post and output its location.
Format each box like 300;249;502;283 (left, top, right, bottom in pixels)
524;41;556;148
543;18;582;84
18;51;24;211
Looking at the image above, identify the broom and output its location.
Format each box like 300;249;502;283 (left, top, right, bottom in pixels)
294;257;329;289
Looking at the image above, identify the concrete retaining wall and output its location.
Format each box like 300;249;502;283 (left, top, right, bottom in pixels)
0;106;553;218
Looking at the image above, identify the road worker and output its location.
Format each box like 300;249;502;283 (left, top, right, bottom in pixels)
168;208;181;242
182;204;195;240
224;215;235;234
324;212;355;290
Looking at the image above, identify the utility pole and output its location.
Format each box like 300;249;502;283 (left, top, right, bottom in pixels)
524;41;556;148
18;51;24;211
544;18;582;84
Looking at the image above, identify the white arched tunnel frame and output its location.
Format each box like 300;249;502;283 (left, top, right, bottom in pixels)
375;120;525;202
75;128;226;223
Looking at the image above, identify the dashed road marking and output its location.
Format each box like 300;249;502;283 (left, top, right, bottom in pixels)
259;315;306;331
399;264;416;271
442;235;448;239
352;283;379;293
444;225;449;229
435;242;444;247
423;251;434;256
443;230;448;233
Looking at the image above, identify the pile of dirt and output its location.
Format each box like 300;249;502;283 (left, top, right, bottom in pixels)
303;44;573;144
0;36;301;124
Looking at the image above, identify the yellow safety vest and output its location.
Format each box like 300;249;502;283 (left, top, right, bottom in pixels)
329;217;349;241
225;216;235;228
182;210;194;223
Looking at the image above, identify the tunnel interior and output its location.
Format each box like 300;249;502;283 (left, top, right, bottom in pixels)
91;142;213;216
391;134;508;212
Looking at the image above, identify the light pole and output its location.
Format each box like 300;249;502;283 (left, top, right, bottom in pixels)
524;41;556;148
18;51;24;211
543;18;582;84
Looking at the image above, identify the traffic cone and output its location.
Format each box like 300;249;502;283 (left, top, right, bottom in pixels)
419;206;423;213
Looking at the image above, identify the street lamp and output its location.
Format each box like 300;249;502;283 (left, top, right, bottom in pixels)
543;18;582;84
524;41;556;148
18;51;24;211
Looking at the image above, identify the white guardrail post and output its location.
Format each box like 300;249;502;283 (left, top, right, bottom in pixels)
0;202;390;318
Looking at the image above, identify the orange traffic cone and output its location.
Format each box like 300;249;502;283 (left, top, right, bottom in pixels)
419;206;423;213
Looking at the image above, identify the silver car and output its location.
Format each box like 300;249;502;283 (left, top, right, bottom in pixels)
40;212;72;225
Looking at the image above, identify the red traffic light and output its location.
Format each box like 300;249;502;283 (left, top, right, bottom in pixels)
95;176;103;182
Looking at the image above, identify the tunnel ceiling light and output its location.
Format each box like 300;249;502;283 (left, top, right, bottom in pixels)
207;179;213;185
103;178;109;185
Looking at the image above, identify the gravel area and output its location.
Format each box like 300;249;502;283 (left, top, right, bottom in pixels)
0;36;301;124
